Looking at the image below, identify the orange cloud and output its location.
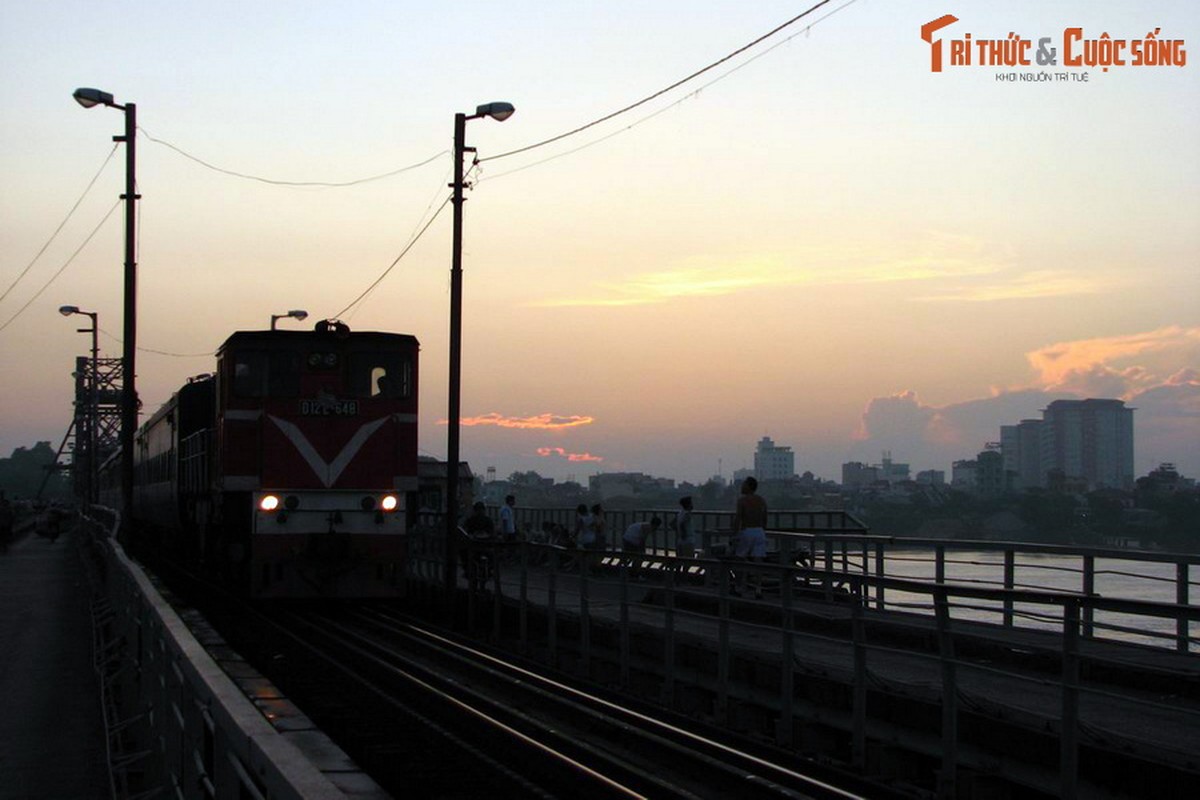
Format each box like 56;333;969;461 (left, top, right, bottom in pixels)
536;446;604;463
1025;326;1200;396
440;412;595;430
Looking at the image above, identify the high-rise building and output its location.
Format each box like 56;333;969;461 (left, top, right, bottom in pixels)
1040;399;1134;490
754;436;795;482
1001;419;1044;490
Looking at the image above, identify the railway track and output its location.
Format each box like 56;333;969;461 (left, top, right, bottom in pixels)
253;603;892;799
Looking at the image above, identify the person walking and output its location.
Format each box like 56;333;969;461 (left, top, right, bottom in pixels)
733;477;767;598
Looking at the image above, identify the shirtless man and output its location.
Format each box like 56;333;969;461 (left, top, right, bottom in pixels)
733;477;767;596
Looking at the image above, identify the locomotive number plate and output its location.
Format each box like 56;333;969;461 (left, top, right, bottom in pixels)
300;399;359;416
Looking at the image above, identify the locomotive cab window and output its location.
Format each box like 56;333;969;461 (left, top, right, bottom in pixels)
232;350;301;398
351;353;411;398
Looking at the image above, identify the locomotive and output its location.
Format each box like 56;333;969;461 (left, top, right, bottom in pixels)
126;320;419;598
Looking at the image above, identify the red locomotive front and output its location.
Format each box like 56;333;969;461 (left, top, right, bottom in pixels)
214;321;418;597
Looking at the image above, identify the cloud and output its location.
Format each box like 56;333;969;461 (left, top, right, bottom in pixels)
1026;326;1200;397
536;446;604;463
531;233;1005;308
849;328;1200;476
441;412;595;430
914;269;1123;302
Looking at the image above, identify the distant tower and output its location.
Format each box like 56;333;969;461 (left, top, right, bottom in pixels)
486;466;496;483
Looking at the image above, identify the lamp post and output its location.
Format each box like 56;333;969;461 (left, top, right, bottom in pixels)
445;101;515;610
73;87;138;525
59;305;99;504
270;309;309;330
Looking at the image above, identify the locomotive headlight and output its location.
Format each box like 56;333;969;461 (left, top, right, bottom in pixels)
259;494;281;512
380;495;399;512
360;496;376;511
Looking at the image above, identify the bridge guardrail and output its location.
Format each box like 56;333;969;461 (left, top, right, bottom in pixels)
80;507;347;800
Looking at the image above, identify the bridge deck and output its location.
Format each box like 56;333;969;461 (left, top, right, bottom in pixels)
447;551;1200;792
0;522;109;799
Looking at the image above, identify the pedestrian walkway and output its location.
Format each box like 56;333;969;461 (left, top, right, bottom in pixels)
0;520;109;799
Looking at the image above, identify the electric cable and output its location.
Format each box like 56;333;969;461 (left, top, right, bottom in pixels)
0;199;121;333
139;127;448;188
332;194;453;319
97;328;213;358
1;145;119;304
479;0;859;182
480;0;836;163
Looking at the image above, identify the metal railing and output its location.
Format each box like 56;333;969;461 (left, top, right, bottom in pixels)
405;523;1200;799
78;507;347;799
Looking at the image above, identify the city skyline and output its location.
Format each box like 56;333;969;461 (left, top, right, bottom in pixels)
2;2;1197;486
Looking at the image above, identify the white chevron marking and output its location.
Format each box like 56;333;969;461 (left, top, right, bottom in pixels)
268;415;389;487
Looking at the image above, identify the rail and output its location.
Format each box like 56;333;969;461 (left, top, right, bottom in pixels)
78;506;348;799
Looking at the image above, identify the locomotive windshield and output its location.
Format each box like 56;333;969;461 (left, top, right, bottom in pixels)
232;350;302;397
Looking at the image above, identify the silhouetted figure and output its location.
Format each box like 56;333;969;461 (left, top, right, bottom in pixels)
461;501;496;581
499;494;517;542
622;517;661;578
589;503;607;551
675;496;695;560
733;477;767;597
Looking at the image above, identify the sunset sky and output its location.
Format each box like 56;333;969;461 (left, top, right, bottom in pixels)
2;1;1197;485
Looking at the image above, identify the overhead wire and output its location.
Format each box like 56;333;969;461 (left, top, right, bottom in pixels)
332;194;453;320
97;328;213;358
0;199;122;334
479;0;860;183
479;0;836;164
1;144;119;305
139;127;448;188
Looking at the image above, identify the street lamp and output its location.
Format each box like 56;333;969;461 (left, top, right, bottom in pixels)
445;101;516;610
59;305;100;504
73;87;138;527
270;309;309;330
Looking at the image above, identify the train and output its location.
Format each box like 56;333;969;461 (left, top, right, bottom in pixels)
114;320;421;598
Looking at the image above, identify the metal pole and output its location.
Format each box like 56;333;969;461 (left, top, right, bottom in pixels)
88;313;99;504
119;103;138;533
444;111;467;617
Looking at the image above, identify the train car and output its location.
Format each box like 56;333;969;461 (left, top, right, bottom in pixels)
130;320;419;598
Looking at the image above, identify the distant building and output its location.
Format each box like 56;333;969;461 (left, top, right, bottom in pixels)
1000;419;1043;490
916;469;945;486
588;471;675;500
842;461;879;489
841;452;908;489
976;449;1006;495
951;459;977;490
879;451;910;484
732;467;755;486
1041;399;1135;490
753;436;795;482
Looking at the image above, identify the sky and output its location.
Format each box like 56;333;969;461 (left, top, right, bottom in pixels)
1;1;1197;486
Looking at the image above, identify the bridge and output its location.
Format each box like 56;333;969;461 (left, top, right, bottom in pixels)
2;505;1196;798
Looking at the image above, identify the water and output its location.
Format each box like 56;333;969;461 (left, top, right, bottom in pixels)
875;550;1192;650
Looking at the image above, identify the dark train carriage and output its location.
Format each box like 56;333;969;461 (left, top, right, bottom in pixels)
132;320;420;599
